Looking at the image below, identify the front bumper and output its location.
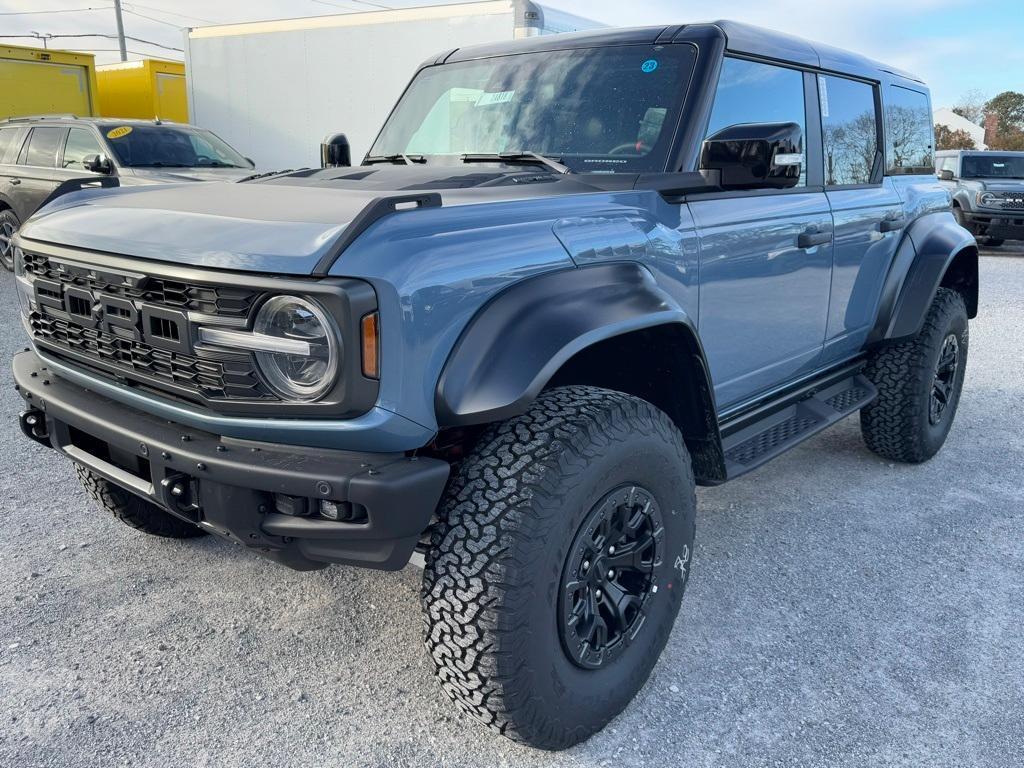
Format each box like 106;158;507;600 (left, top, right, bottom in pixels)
962;210;1024;240
13;350;449;571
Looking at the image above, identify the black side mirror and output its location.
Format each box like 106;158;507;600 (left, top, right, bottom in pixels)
83;154;113;174
321;133;351;168
939;169;954;181
699;122;802;190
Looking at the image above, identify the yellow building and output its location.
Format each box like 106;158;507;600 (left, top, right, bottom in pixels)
96;59;188;122
0;44;99;118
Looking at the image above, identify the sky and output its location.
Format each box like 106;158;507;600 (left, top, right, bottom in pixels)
0;0;1021;109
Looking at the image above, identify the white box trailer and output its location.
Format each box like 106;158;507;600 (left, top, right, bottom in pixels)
184;1;597;170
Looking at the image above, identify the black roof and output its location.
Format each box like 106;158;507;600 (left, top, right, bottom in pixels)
443;20;923;86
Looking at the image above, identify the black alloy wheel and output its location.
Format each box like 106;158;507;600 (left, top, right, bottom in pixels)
929;333;960;425
560;484;664;669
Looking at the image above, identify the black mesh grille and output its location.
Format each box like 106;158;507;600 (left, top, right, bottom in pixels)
21;251;258;317
30;312;271;402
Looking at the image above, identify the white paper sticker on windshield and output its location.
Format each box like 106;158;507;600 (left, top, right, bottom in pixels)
818;78;829;118
476;90;515;106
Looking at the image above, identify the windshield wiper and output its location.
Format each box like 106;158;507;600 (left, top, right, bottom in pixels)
364;153;426;166
461;152;571;175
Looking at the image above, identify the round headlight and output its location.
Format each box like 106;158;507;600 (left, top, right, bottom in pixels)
979;192;997;207
253;295;339;401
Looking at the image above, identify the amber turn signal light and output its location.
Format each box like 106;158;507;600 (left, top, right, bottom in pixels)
361;312;380;379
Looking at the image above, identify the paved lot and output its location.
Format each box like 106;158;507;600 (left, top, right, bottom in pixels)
1;251;1022;768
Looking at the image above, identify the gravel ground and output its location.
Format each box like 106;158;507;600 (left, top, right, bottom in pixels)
1;252;1022;768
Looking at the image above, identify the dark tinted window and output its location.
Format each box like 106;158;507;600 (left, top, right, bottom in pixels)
0;128;23;164
960;154;1024;179
886;86;933;173
706;57;806;186
21;127;64;168
819;74;878;186
62;128;105;170
102;125;250;168
371;44;698;174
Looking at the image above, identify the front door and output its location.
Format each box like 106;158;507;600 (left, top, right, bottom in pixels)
690;57;833;409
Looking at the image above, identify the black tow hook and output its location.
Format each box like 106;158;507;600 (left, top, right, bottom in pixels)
19;409;51;447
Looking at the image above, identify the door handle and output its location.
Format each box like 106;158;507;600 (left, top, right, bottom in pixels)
797;229;832;248
879;216;906;233
9;178;20;185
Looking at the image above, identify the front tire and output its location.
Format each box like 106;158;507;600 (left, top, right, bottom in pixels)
76;465;207;539
422;386;696;750
0;209;20;272
860;288;969;462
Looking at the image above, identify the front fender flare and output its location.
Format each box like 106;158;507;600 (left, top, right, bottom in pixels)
435;262;704;426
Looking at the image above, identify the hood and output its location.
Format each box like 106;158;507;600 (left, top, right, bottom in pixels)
974;179;1024;192
125;166;257;183
18;165;617;275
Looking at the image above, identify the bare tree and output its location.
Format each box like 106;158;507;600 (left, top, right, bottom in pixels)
823;110;877;185
951;89;988;126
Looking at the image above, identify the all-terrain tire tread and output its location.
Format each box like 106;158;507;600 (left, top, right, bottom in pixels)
75;464;205;538
860;287;967;463
421;385;693;749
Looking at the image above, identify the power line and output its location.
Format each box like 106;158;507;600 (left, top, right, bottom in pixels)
122;2;220;25
121;8;182;28
0;6;109;15
0;32;182;52
311;0;392;12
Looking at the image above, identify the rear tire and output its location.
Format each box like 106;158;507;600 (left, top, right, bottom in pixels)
860;288;968;463
0;209;19;272
422;385;696;750
76;465;207;539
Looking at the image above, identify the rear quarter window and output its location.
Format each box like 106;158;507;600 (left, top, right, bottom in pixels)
0;128;24;164
886;86;934;174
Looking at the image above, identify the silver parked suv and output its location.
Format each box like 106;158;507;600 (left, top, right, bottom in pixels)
936;149;1024;247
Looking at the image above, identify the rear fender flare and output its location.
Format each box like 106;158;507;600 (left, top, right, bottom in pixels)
869;211;977;343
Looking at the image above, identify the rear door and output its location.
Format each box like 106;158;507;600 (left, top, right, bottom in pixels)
11;125;66;219
690;57;833;409
0;126;28;214
818;74;904;363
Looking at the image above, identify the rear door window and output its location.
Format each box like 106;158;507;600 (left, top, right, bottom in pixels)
62;128;106;170
818;74;879;186
705;57;807;186
20;127;65;168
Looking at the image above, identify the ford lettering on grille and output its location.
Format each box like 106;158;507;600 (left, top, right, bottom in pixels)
33;278;193;355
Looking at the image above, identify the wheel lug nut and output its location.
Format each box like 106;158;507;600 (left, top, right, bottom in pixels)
607;569;615;579
582;560;590;571
595;589;602;599
608;546;616;555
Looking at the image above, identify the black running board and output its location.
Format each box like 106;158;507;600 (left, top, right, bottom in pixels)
720;373;877;479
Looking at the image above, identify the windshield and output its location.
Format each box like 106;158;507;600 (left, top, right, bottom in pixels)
961;155;1024;179
369;44;697;173
101;125;252;169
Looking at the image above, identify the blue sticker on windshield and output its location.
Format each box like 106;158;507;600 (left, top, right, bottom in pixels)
641;59;658;73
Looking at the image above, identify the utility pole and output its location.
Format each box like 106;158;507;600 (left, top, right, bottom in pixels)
113;0;128;61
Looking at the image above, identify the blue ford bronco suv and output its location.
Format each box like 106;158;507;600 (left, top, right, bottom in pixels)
12;22;977;749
